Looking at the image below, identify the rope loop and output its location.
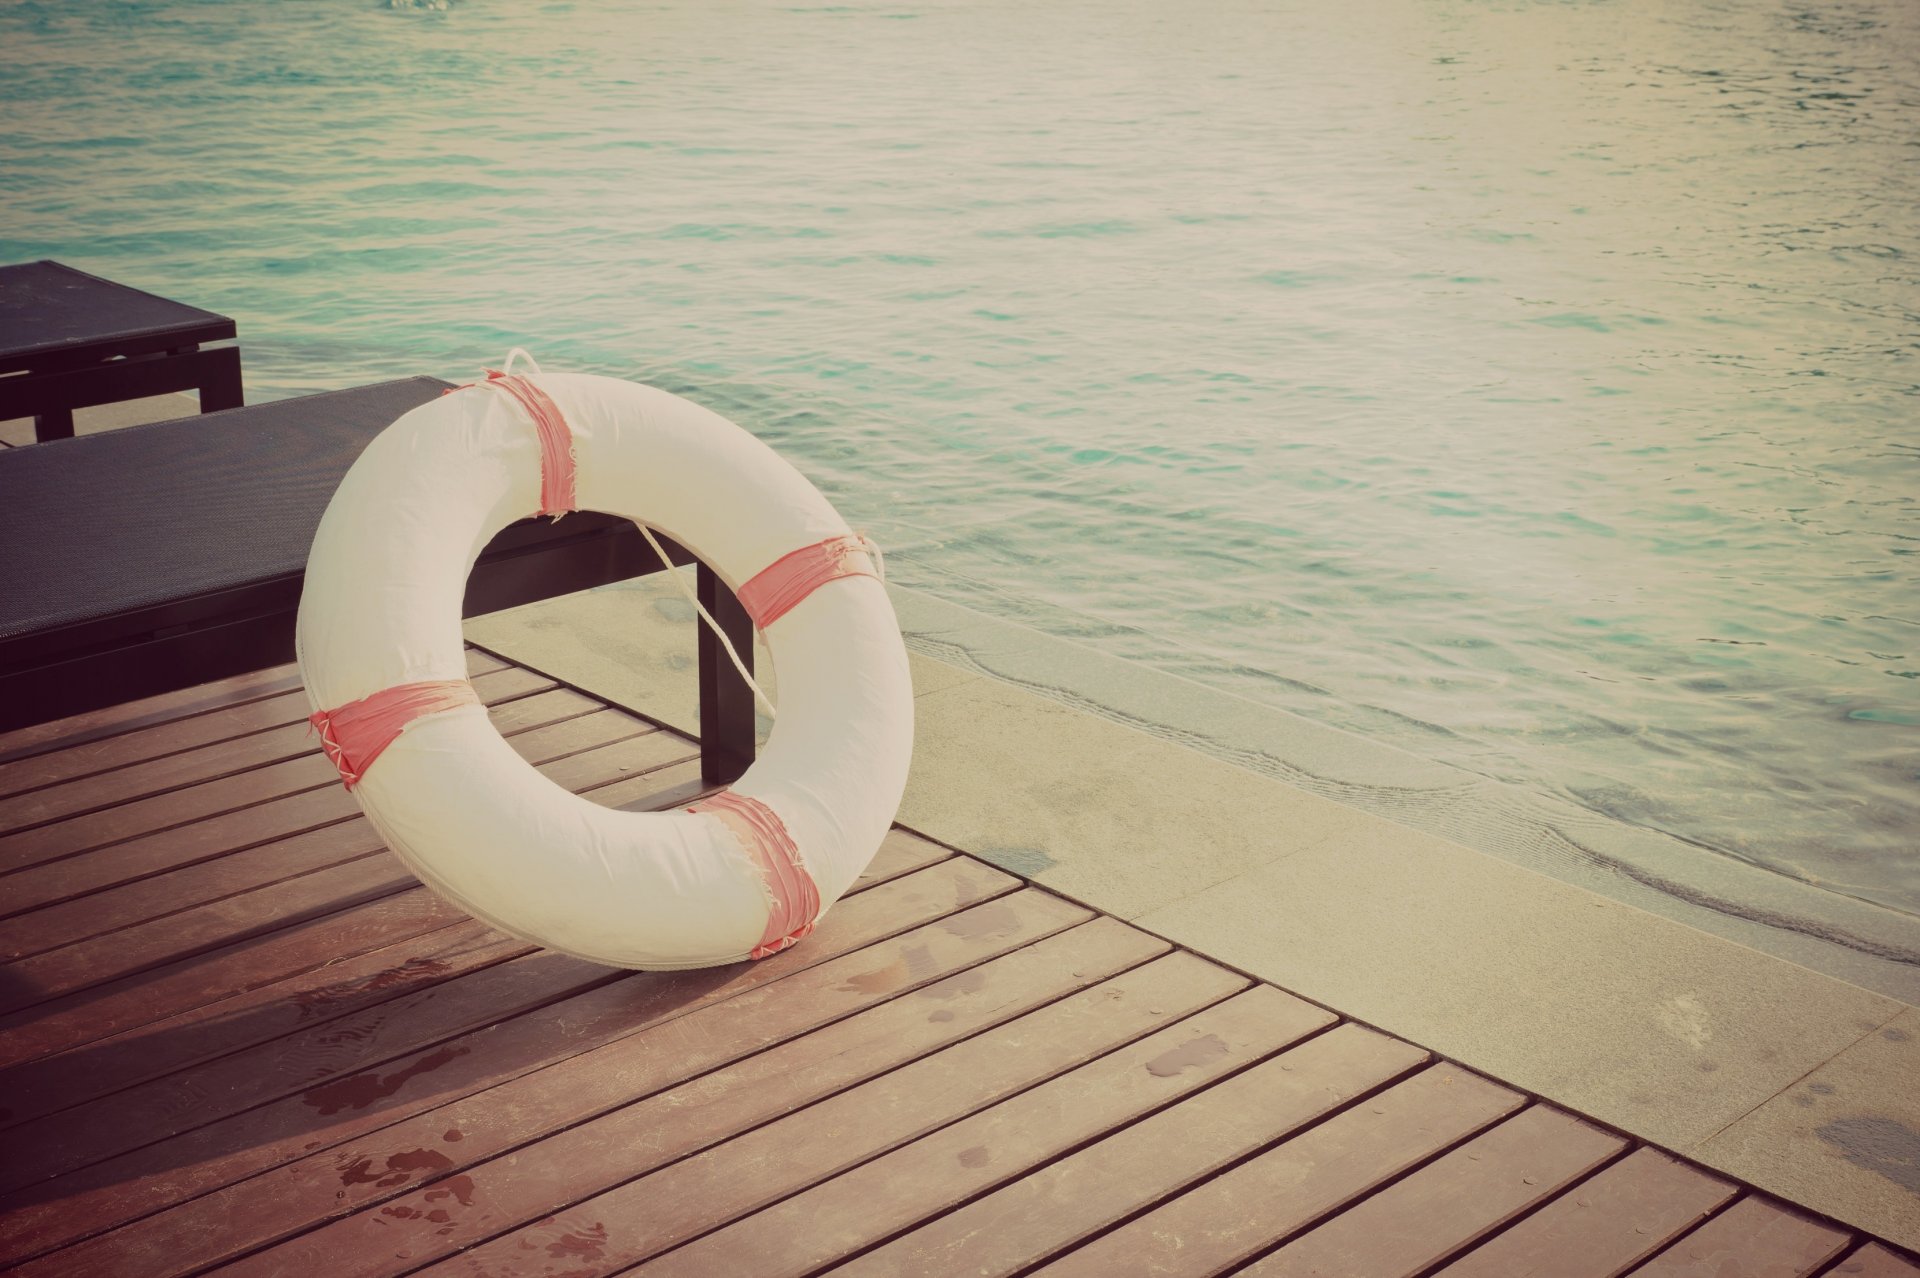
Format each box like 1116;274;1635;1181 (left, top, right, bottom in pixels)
631;524;777;720
497;346;541;378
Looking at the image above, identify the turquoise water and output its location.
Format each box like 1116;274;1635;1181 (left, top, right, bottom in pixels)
3;0;1916;928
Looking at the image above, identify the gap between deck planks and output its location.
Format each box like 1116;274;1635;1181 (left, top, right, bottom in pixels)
0;653;1912;1278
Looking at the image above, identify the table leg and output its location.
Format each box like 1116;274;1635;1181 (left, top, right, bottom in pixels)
34;407;76;442
198;346;244;412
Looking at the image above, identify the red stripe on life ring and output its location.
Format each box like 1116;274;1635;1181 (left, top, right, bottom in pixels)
482;371;577;517
687;790;820;959
737;534;879;629
310;679;480;790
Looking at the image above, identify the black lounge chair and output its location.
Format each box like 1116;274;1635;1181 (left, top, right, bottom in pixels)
0;259;245;443
0;378;757;782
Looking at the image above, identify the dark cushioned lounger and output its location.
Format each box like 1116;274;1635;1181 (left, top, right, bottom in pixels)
0;378;756;778
0;259;245;441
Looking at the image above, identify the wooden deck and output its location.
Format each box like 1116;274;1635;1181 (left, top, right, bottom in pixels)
1;650;1914;1278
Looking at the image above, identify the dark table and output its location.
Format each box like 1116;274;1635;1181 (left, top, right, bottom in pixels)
0;259;245;442
0;377;757;781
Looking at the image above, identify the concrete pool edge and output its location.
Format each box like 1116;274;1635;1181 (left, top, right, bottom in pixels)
467;580;1920;1251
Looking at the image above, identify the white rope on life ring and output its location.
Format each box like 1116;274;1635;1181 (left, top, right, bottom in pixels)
295;355;914;970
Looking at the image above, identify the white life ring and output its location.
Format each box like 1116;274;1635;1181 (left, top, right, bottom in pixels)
295;363;913;970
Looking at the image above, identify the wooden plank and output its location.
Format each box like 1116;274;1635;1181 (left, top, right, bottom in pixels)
0;650;527;804
0;825;952;1136
0;918;515;1130
55;900;1134;1277
1832;1244;1920;1277
584;755;709;813
0;827;945;1132
9;820;402;960
0;681;309;800
1;709;676;961
1036;1062;1524;1278
833;1022;1430;1278
0;858;1021;1264
0;660;549;809
2;781;363;914
464;648;510;675
846;829;959;891
1628;1195;1852;1277
616;984;1329;1278
0;852;981;1267
0;730;692;1006
0;704;678;923
1;950;628;1197
399;950;1250;1278
0;665;552;837
1435;1147;1736;1278
1238;1105;1628;1277
0;688;633;874
3;860;1036;1198
0;886;471;1072
0;662;305;764
1;855;442;1013
0;749;337;869
0;805;929;1078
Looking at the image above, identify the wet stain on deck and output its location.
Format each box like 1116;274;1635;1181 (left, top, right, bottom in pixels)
928;968;987;999
302;1044;472;1115
838;961;906;996
1145;1033;1228;1078
901;944;940;981
942;903;1018;941
423;1173;477;1207
293;957;454;1021
338;1147;456;1189
545;1222;609;1260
